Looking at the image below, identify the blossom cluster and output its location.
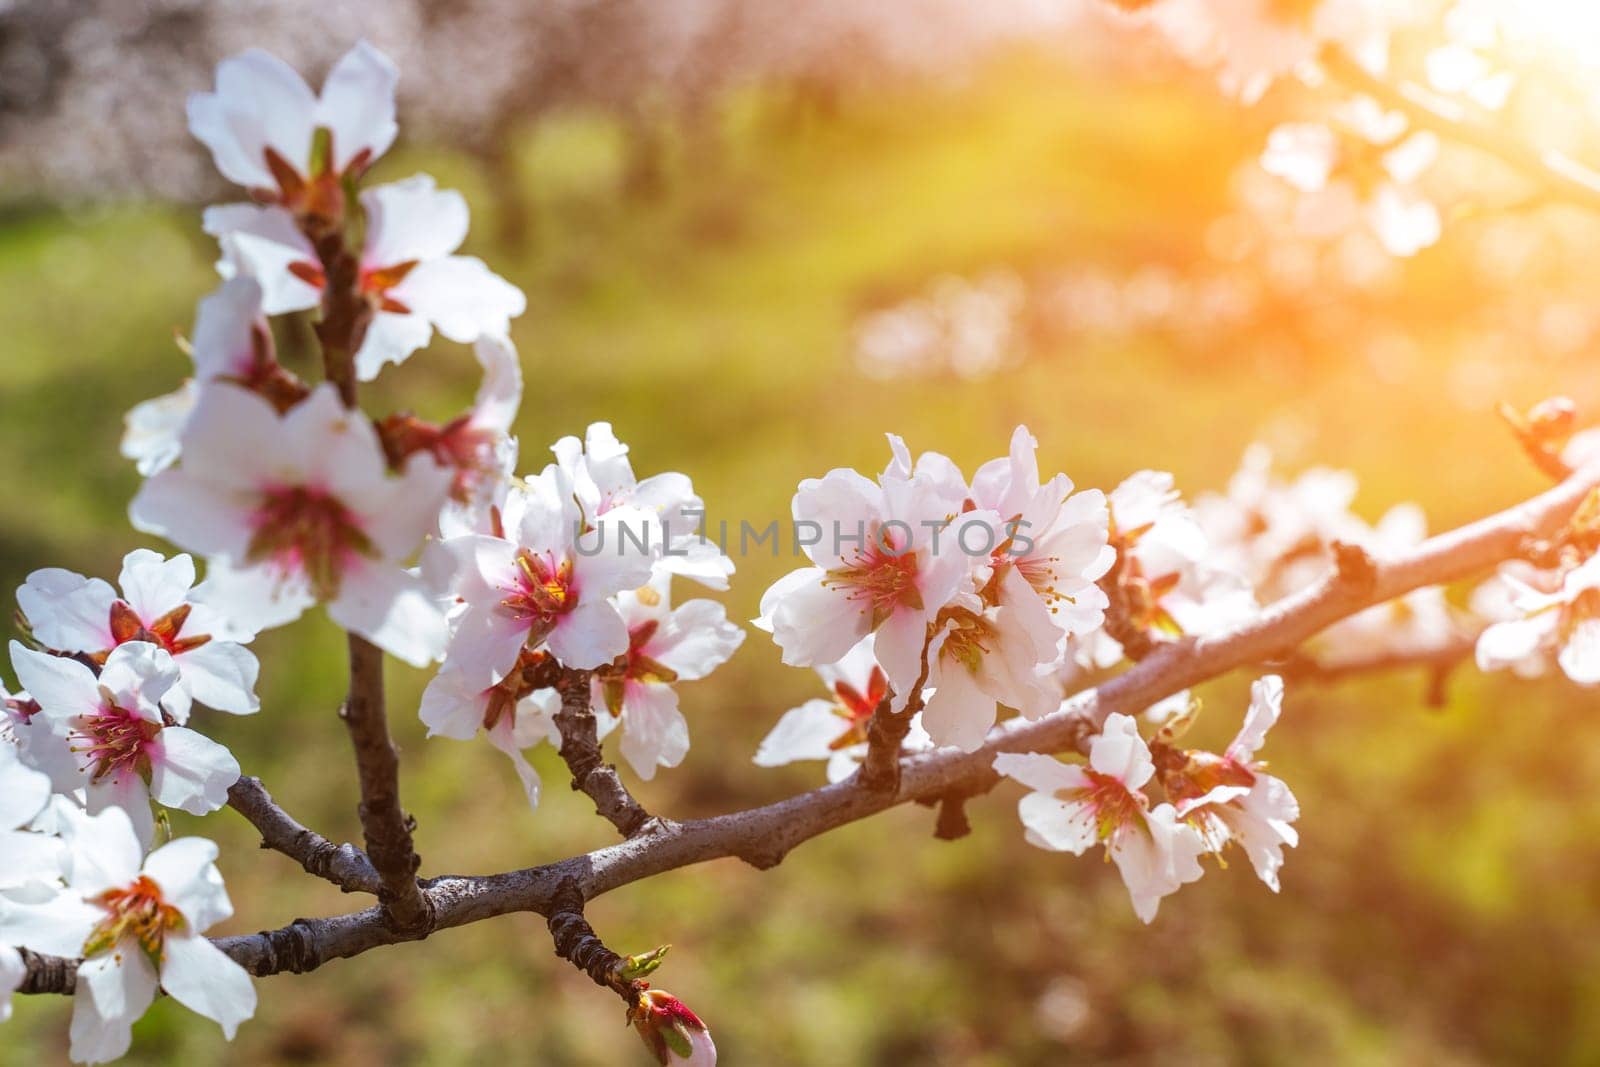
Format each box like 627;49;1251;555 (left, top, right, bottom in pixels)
5;41;747;1063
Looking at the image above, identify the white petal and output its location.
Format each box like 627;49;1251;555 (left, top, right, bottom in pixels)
160;931;257;1039
148;727;240;816
391;256;526;344
175;641;261;715
993;752;1089;796
187;49;317;188
0;944;21;1023
485;718;543;812
327;561;448;668
351;308;436;382
361;175;468;266
143;837;232;932
546;600;630;670
117;550;195;623
418;669;487;741
10;642;101;721
72;949;157;1065
0;735;53;831
58;804;145;895
651;600;744;681
753;700;847;767
1087;713;1154;790
317;41;399;174
1016;792;1099;855
17;569;117;653
1559;619;1600;686
0;892;102;958
617;683;689;780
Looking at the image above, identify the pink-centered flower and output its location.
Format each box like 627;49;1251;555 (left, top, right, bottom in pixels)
9;642;239;849
431;468;656;686
18;549;260;721
129;383;452;666
993;713;1206;923
1162;676;1301;892
206;174;526;381
0;805;254;1064
188;41;398;208
756;435;978;698
591;574;745;780
969;425;1116;648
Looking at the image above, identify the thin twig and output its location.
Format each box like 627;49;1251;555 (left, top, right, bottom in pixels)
545;880;632;1001
20;463;1600;995
857;628;934;793
553;668;658;837
339;634;433;934
227;776;381;895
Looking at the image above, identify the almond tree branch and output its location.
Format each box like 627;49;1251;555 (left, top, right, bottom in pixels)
339;635;434;933
227;776;381;895
21;463;1600;995
304;198;433;934
857;629;934;792
1322;47;1600;213
553;667;658;837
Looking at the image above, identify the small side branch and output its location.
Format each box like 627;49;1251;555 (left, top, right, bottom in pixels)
553;668;656;837
545;880;631;1000
338;635;433;934
857;629;934;794
227;776;381;895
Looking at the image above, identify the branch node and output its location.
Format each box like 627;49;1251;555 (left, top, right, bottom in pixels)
1331;540;1379;595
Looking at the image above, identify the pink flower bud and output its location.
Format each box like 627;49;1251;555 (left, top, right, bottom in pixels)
629;989;716;1066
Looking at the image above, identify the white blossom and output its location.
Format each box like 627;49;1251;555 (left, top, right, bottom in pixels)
129;383;453;666
9;642;239;848
0;806;255;1063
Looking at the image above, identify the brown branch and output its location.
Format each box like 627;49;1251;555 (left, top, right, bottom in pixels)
857;627;935;793
227;776;380;895
1322;47;1600;214
21;462;1600;995
339;635;433;934
302;201;431;933
545;880;631;1001
553;668;657;837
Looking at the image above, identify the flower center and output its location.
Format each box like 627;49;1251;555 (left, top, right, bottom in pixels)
105;601;211;658
1077;770;1148;841
939;609;996;674
825;666;888;751
481;648;554;733
500;549;579;646
75;695;162;783
823;527;923;627
247;486;375;601
84;875;183;961
360;259;419;314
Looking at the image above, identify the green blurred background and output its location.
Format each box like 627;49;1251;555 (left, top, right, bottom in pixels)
4;27;1600;1066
